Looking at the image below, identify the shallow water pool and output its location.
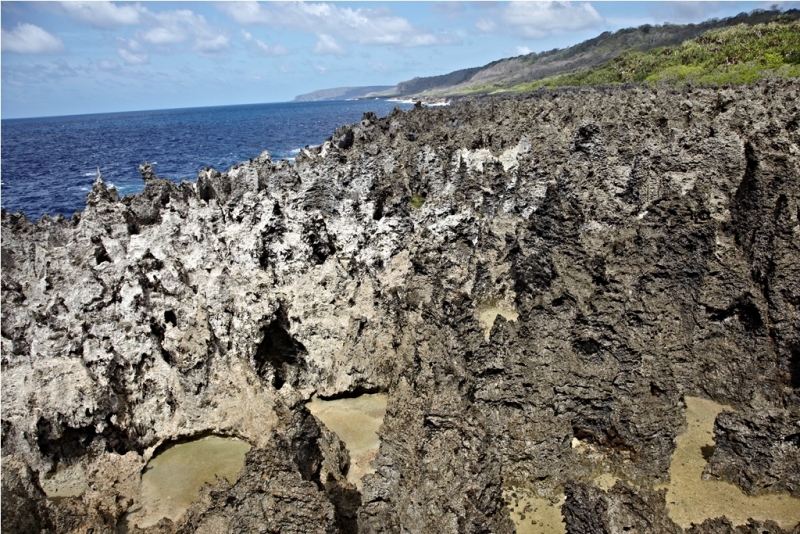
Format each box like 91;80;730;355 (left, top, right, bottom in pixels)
124;435;251;529
306;393;388;489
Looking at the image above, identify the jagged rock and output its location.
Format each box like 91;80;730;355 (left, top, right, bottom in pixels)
174;443;338;534
1;455;56;534
562;481;682;534
705;408;800;497
561;481;798;534
2;80;800;532
685;517;797;534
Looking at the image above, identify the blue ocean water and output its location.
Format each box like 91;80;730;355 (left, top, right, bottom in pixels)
1;100;413;220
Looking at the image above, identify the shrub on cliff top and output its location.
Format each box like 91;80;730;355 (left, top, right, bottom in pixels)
508;19;800;91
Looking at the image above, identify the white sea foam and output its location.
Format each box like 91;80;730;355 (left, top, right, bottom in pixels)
290;148;302;155
387;98;449;107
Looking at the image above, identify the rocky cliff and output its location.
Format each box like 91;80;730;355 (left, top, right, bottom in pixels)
2;80;799;533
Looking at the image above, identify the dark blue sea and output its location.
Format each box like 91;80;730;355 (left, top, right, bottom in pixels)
1;100;414;220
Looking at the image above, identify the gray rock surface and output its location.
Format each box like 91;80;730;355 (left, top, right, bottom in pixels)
562;481;797;534
2;80;799;532
705;408;800;497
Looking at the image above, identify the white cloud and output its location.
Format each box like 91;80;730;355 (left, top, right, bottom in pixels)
2;23;65;54
314;34;347;55
516;45;533;55
117;48;148;65
241;30;290;56
194;34;231;55
139;9;230;55
141;26;183;46
220;2;441;47
315;64;329;74
476;18;498;33
60;2;142;29
479;2;604;40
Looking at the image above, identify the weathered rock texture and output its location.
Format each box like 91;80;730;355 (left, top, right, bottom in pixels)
705;408;800;497
562;481;798;534
2;80;799;532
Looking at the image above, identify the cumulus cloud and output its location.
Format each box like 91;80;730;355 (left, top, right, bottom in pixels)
475;18;498;33
478;1;604;39
118;48;148;65
516;45;533;55
241;30;290;56
139;9;230;55
2;23;65;54
314;34;347;55
220;2;441;47
60;1;142;29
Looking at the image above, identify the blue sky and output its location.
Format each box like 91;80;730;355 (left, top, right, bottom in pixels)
0;1;790;118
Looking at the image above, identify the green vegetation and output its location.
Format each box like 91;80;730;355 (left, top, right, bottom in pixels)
410;194;426;210
506;19;800;92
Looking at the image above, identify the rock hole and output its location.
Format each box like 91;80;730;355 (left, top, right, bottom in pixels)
338;129;354;150
94;244;112;265
164;310;177;327
254;308;306;389
573;338;601;356
373;196;385;221
736;301;763;332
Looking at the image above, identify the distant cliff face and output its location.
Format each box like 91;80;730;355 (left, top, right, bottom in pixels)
2;81;799;533
292;86;395;102
370;9;800;99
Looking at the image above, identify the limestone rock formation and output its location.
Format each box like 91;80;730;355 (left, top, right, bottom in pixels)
705;408;800;497
2;80;799;532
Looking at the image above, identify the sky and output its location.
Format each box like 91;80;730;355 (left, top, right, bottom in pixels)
1;1;793;119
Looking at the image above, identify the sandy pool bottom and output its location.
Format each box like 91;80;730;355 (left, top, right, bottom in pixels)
665;396;800;529
477;304;519;341
505;396;800;533
124;435;251;529
306;393;388;489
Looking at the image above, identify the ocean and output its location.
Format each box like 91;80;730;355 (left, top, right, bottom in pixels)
1;99;414;221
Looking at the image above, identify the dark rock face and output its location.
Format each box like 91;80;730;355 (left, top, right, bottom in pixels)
2;80;799;532
562;482;683;534
705;408;800;497
0;455;56;534
173;444;339;534
562;482;797;534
